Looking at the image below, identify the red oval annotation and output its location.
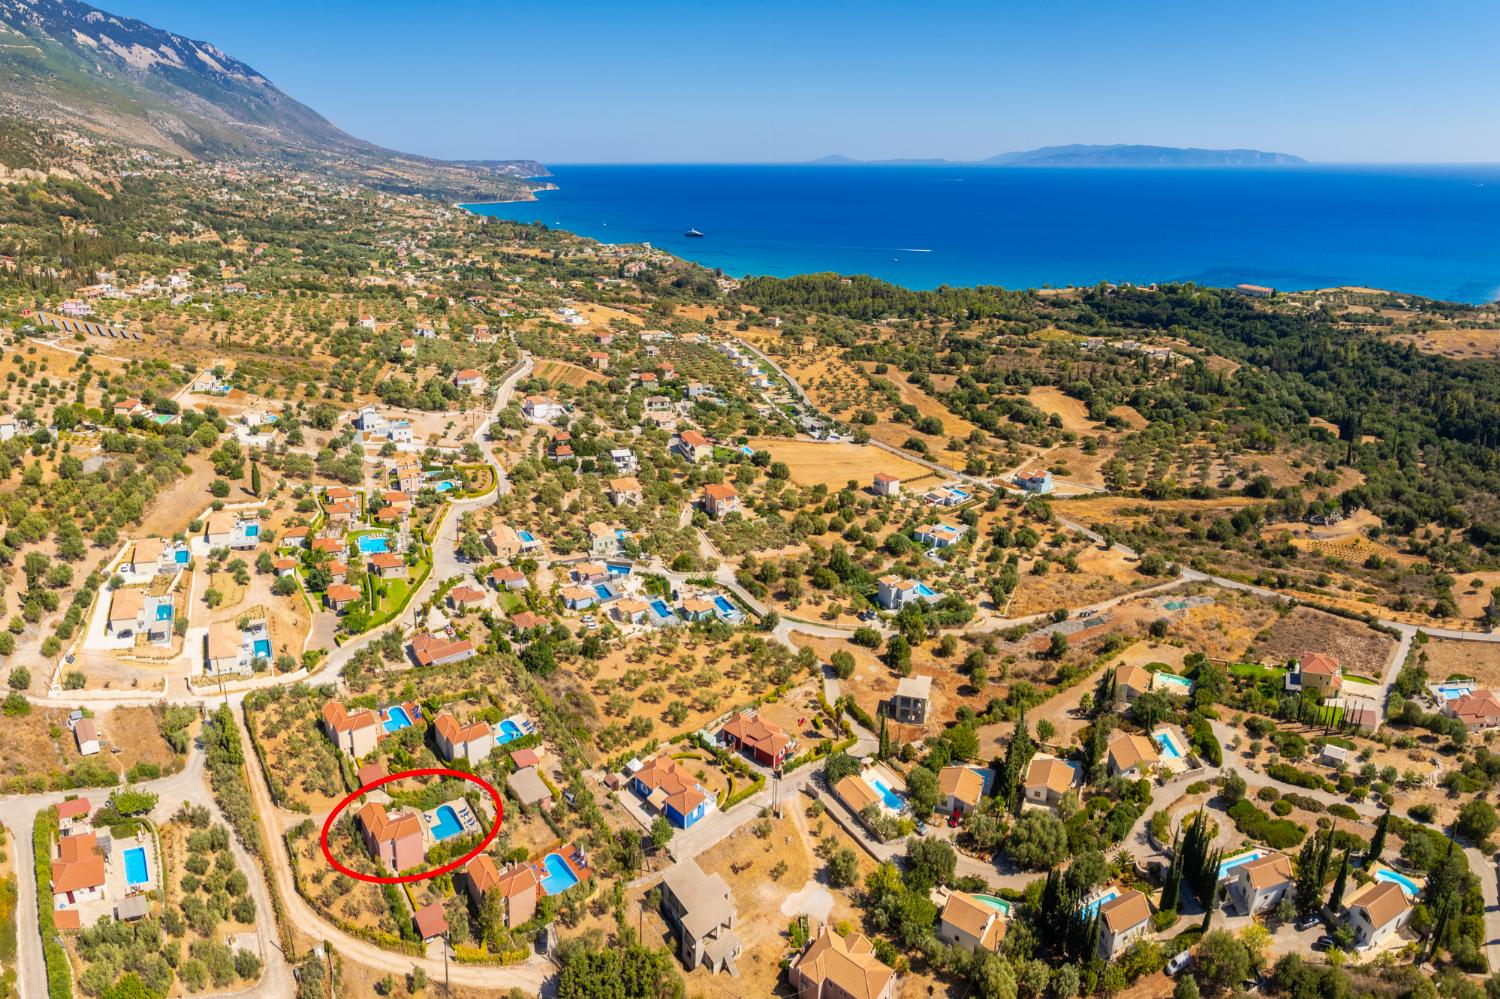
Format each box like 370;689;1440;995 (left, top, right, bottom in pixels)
319;767;504;885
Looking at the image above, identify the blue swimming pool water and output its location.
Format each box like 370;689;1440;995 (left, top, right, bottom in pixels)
1217;850;1264;880
974;894;1012;916
435;480;456;493
430;805;464;841
518;530;536;543
1375;865;1421;896
244;524;259;537
1164;600;1188;611
867;776;903;811
607;563;630;575
495;719;523;744
174;549;189;564
915;582;937;598
650;599;672;619
1081;890;1119;919
252;638;271;658
383;705;413;733
540;853;579;895
713;595;736;615
1153;729;1185;759
357;535;390;554
593;584;613;600
155;602;173;621
1155;672;1193;691
1438;684;1475;700
123;847;149;887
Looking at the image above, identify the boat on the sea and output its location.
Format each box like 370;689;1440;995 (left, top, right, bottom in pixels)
684;228;704;238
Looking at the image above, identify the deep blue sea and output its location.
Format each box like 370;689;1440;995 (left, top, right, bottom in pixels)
464;164;1500;304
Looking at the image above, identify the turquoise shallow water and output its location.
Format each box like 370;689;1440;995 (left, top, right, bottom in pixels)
467;164;1500;303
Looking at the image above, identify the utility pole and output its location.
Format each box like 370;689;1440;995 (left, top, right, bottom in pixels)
443;930;450;998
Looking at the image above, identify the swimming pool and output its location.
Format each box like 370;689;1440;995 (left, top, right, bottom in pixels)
244;524;259;537
252;638;272;658
607;563;631;576
383;705;413;733
123;846;149;888
1154;672;1193;692
866;776;903;811
1375;865;1421;897
539;852;579;895
915;582;937;598
973;894;1012;916
430;805;464;841
173;549;189;564
357;535;390;554
495;719;523;744
593;584;614;601
1081;890;1119;919
713;595;737;616
518;530;536;543
1437;684;1476;700
650;599;673;619
1217;850;1264;880
1153;728;1186;759
155;602;174;622
1164;600;1187;611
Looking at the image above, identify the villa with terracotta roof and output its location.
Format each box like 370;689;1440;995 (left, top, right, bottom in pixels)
321;701;380;758
358;802;425;874
631;754;710;828
488;566;528;590
833;773;882;816
718;711;794;766
788;925;899;999
325;583;361;611
699;483;740;518
1106;731;1160;778
674;430;712;463
872;472;901;497
608;477;643;506
1095;888;1152;958
51;832;107;911
1345;880;1413;949
1444;689;1500;731
368;551;407;579
409;632;475;667
1228;853;1295;915
466;855;539;927
939;891;1007;953
1114;663;1154;703
937;766;987;816
1288;651;1343;695
433;712;494;765
452;369;485;391
1022;756;1079;810
447;585;486;610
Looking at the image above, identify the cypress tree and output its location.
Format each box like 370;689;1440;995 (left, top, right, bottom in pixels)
1294;836;1322;915
1366;809;1390;867
250;461;262;496
1327;849;1351;911
1316;824;1337;883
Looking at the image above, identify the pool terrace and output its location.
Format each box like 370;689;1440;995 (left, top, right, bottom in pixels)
421;799;481;847
534;842;591;896
379;701;420;735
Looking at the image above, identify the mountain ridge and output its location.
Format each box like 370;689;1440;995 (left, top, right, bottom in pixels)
810;144;1308;167
0;0;547;199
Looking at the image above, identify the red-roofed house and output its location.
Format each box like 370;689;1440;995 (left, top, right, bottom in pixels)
433;712;494;765
1446;689;1500;731
719;711;794;766
409;632;475;667
1290;652;1343;695
466;856;539;927
322;701;380;758
358;802;424;874
632;754;709;828
699;483;740;518
674;431;711;463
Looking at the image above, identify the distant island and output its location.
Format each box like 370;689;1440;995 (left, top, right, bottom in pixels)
810;144;1308;167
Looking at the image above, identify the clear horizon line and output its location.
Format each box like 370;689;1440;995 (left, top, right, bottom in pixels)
482;158;1500;168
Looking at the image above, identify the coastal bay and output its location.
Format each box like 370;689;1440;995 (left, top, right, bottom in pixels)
467;163;1500;303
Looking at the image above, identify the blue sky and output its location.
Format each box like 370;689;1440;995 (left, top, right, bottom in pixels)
110;0;1500;164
